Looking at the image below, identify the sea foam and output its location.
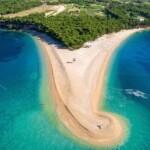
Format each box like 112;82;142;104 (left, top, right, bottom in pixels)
125;89;148;99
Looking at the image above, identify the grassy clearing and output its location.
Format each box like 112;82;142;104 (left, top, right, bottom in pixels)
62;3;105;16
2;4;66;18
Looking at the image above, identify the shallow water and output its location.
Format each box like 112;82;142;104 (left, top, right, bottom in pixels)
0;30;150;150
103;30;150;150
0;30;92;150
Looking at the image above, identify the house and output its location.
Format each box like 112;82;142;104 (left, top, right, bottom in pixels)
135;16;145;22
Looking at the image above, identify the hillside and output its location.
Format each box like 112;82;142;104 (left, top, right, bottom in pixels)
0;0;150;49
0;0;150;15
0;0;42;15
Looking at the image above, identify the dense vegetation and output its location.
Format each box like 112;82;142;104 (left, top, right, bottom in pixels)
47;0;150;4
1;14;149;49
23;14;124;48
106;2;150;19
0;0;42;15
0;1;150;49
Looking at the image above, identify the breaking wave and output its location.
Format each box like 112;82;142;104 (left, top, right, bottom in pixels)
106;86;150;99
125;89;148;99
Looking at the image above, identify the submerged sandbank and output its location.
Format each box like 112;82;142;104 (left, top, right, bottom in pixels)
31;29;143;147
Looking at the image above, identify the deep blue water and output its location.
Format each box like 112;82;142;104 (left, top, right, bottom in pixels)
1;29;150;150
0;30;92;150
104;30;150;150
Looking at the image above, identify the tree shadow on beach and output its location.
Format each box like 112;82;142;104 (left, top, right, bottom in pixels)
25;30;66;50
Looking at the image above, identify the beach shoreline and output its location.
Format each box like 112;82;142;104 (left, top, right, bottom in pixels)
32;28;143;147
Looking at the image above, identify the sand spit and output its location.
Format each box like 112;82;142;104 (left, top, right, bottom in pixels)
31;29;143;147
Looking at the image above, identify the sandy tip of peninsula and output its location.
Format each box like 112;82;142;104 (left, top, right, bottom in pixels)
29;28;144;147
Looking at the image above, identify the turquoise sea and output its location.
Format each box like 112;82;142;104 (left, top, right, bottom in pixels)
103;30;150;150
0;30;91;150
0;29;150;150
